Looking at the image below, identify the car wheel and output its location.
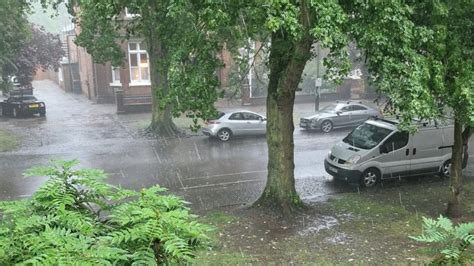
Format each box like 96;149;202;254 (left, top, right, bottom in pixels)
217;128;232;142
12;108;18;118
440;160;451;178
321;120;333;133
360;168;380;188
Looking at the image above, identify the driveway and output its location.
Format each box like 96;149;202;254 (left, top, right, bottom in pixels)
0;80;472;210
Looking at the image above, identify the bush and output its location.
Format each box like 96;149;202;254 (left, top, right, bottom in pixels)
410;216;473;265
0;160;212;265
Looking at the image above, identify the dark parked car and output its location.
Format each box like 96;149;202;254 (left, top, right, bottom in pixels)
300;101;382;133
0;95;46;117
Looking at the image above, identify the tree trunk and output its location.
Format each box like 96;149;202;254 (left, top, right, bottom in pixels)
254;29;312;214
461;126;471;169
446;117;464;218
147;34;180;137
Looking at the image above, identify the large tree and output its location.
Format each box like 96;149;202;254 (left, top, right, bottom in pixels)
343;0;473;217
4;24;64;86
218;0;351;213
67;0;228;136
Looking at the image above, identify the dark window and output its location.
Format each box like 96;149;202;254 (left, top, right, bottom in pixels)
20;96;37;101
209;112;225;120
242;112;261;120
229;112;244;120
352;105;367;111
382;132;409;152
217;112;225;119
341;106;351;112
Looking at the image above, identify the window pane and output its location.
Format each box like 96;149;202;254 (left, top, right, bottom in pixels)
112;68;120;82
129;43;137;51
243;112;259;120
140;53;148;67
130;67;139;81
140;42;147;51
229;113;243;120
141;67;149;81
130;54;138;66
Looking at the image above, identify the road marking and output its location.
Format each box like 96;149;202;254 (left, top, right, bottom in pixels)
152;147;162;163
186;170;267;180
177;172;186;190
183;178;264;190
194;142;201;161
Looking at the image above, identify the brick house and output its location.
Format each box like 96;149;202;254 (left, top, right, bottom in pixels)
57;9;154;106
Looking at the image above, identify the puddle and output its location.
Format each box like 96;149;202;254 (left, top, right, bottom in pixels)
298;215;339;236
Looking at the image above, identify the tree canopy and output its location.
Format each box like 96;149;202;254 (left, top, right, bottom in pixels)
5;24;64;86
0;0;30;83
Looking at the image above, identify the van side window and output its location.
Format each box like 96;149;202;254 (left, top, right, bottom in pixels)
383;132;409;152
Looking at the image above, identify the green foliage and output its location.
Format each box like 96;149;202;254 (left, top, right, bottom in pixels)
410;216;474;264
344;0;474;128
0;160;212;265
0;0;31;80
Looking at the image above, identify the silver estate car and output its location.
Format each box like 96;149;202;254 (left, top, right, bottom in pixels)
300;101;381;133
202;110;266;141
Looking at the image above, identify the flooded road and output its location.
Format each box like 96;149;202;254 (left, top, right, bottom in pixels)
1;80;473;210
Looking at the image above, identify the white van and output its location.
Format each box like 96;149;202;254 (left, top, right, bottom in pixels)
324;118;454;187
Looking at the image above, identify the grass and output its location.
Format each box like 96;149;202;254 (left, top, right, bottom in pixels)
0;129;19;152
194;179;474;265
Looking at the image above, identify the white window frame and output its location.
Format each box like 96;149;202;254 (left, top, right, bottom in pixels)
110;66;121;86
128;41;151;86
125;8;139;19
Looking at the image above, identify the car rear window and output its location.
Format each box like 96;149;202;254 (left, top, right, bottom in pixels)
21;96;37;101
216;112;225;119
209;112;225;120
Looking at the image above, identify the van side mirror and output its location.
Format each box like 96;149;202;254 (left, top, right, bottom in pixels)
336;111;342;116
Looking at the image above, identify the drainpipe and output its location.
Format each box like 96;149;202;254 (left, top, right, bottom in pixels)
92;62;98;102
66;34;74;93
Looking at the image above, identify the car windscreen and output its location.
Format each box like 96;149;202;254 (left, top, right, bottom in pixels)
342;123;393;150
320;104;339;113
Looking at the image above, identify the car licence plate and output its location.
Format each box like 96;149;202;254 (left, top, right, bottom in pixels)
29;104;39;108
329;166;338;173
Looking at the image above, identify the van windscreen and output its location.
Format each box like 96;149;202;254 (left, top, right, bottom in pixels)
343;123;392;150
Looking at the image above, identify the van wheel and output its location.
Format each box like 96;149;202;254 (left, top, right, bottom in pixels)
440;160;451;178
217;128;231;142
321;120;333;133
360;168;380;188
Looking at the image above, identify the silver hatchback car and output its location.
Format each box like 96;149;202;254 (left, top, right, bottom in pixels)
202;110;266;141
300;101;381;133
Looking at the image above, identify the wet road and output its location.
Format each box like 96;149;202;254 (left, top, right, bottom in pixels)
1;81;473;210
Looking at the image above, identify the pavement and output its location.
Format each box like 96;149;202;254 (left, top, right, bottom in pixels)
0;80;472;211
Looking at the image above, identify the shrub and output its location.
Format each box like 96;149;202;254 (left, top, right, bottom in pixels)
0;160;212;265
410;215;473;265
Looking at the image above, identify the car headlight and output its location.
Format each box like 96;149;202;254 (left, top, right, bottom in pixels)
346;155;361;165
328;150;332;156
